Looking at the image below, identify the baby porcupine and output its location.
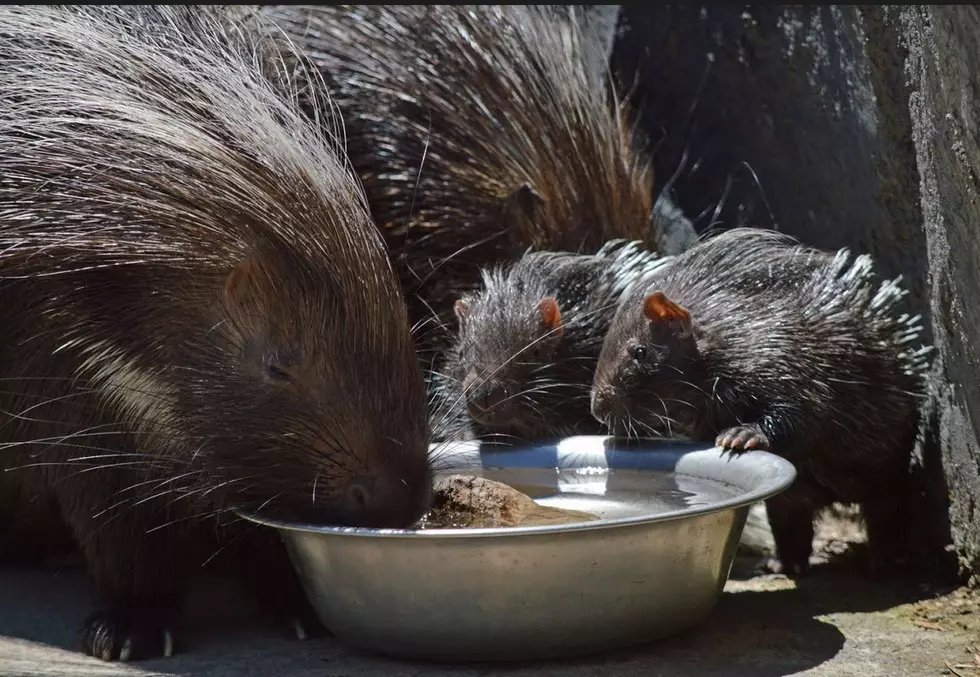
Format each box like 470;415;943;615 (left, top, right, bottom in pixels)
433;240;672;443
591;227;933;576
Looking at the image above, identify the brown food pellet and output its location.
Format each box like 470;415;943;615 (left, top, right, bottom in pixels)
414;474;597;529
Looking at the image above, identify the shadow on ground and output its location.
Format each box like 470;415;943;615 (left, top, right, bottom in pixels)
1;549;971;677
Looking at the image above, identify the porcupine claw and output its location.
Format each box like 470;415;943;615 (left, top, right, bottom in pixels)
756;555;808;578
286;607;330;640
715;424;770;454
82;607;176;662
292;617;308;640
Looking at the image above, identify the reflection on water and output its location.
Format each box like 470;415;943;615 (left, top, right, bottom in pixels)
477;466;743;521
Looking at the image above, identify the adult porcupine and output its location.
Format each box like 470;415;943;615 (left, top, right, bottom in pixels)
262;4;697;361
0;4;431;661
591;227;933;576
433;240;673;443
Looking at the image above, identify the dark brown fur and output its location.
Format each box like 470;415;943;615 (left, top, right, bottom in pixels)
0;5;430;661
433;240;672;443
262;5;696;362
592;227;933;576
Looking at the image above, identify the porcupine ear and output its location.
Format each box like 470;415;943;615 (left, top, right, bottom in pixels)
454;299;470;325
223;254;271;316
224;257;256;303
504;183;545;246
537;296;563;339
643;291;693;338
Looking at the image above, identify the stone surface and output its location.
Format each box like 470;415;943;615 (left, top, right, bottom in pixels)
2;542;976;677
900;4;980;584
610;4;977;579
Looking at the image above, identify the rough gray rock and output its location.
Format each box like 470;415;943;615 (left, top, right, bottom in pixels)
610;5;977;579
900;5;980;583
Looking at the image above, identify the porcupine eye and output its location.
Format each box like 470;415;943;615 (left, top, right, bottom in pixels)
631;345;648;362
266;364;291;382
265;349;297;383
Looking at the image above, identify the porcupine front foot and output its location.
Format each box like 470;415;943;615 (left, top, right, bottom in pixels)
52;464;192;662
82;604;177;662
230;525;330;641
861;492;915;579
762;499;815;578
715;423;771;453
759;477;834;578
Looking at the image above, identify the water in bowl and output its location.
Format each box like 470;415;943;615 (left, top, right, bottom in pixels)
478;467;743;523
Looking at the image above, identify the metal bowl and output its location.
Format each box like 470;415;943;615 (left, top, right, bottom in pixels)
236;436;796;663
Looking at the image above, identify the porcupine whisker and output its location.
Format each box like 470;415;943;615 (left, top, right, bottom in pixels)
105;471;207;501
0;392;119;427
144;508;227;535
5;446;178;470
412;294;454;339
521;383;571;396
660;397;700;413
654;397;681;433
400;113;433;275
201;511;267;567
103;475;209;513
625;416;637;441
56;457;184;479
662;375;712;399
492;383;553;411
4;418;198;448
88;474;215;527
6;450;169;465
631;417;661;439
414;230;512;291
7;460;173;476
1;421;133;447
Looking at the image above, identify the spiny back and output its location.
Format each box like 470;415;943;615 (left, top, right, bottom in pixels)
645;228;932;381
0;5;407;352
265;5;656;247
461;239;672;361
262;4;665;337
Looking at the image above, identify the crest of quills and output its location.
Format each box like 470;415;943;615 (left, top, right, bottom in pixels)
262;4;697;365
0;3;935;665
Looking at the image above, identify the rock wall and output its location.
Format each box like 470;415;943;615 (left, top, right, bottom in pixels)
900;5;980;583
605;5;978;580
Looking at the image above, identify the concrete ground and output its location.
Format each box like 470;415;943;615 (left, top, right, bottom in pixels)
2;512;978;677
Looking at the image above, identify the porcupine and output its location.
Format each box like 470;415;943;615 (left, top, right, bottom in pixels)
0;4;431;661
432;239;673;443
260;4;697;365
590;227;933;576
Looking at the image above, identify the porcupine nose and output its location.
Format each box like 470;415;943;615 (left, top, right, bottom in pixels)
466;383;509;422
342;472;432;529
590;386;616;425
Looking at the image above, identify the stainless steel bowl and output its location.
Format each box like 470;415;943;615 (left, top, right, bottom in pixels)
237;436;796;663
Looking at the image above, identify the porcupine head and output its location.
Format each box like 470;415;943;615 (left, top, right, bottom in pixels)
195;237;432;529
591;290;708;437
452;289;565;433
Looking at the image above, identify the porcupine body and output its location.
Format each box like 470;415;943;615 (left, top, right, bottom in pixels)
0;4;430;661
592;227;933;575
262;4;696;365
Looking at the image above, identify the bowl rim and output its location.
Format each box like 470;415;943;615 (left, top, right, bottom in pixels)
234;435;796;540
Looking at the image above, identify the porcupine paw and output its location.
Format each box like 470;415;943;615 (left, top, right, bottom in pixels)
82;607;174;662
284;596;330;641
758;555;810;578
715;425;770;454
249;575;330;640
